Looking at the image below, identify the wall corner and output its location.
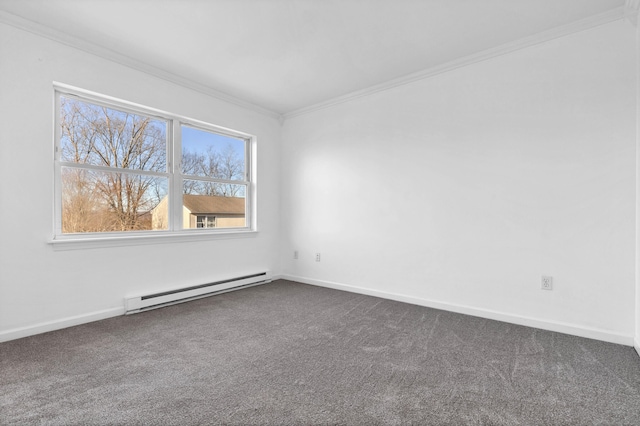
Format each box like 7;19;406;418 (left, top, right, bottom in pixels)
626;0;640;26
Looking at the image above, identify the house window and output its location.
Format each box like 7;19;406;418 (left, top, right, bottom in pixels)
196;215;216;228
54;86;254;240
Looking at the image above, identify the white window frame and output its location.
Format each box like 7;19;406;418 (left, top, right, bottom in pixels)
51;83;257;249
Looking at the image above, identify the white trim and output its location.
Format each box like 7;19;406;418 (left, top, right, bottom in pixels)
0;10;282;121
53;84;256;243
282;274;635;346
635;339;640;358
59;161;170;178
284;7;626;119
54;83;256;140
0;8;625;122
49;229;258;250
0;307;124;343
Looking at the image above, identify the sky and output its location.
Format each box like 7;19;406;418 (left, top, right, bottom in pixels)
181;125;245;160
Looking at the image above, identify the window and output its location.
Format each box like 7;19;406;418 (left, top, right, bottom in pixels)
181;125;248;230
197;215;216;228
54;86;254;240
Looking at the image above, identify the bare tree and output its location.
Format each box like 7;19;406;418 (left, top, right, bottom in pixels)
182;144;244;197
61;169;110;233
217;144;244;196
60;97;166;233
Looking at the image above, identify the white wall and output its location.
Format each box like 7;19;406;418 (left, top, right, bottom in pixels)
0;23;282;340
281;21;637;344
635;17;640;357
1;18;638;347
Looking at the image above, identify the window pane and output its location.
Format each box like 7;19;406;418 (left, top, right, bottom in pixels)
60;96;167;172
181;125;245;180
182;180;246;229
61;167;168;233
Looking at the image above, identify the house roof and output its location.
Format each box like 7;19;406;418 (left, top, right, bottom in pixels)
183;194;245;215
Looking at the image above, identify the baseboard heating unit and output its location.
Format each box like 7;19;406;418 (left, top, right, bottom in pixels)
125;271;272;314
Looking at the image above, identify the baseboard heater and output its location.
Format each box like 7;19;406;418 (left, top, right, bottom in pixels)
124;271;272;314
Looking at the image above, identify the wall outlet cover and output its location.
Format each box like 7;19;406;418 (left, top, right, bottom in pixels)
541;275;553;290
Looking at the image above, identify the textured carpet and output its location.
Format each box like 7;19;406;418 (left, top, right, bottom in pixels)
1;279;639;425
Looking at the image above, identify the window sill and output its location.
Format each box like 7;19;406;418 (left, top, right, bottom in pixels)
49;229;258;251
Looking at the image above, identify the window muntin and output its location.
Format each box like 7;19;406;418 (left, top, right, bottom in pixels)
54;89;254;239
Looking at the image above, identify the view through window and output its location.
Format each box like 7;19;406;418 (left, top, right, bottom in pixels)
55;90;252;237
181;125;247;229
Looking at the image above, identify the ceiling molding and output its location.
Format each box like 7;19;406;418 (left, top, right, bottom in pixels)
284;6;626;120
0;6;627;124
0;10;283;122
625;0;640;25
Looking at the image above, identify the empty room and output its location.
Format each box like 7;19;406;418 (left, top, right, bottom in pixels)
1;0;640;424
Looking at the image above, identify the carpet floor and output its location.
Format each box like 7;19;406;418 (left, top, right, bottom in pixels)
1;279;639;425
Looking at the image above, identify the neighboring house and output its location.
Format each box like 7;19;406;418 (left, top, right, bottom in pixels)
152;194;245;230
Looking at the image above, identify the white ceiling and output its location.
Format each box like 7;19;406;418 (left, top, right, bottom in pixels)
0;0;627;115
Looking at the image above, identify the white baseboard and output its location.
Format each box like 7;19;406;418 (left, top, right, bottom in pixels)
0;307;124;343
1;275;276;343
635;339;640;359
281;274;634;347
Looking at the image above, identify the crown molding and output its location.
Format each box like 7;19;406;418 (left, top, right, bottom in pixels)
0;10;283;122
284;6;626;120
0;6;626;124
625;0;640;25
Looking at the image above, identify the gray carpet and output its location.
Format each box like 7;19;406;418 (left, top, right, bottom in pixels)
1;280;639;425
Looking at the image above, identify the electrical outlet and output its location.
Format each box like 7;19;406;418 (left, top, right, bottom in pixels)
541;275;553;291
315;253;321;262
293;250;298;260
